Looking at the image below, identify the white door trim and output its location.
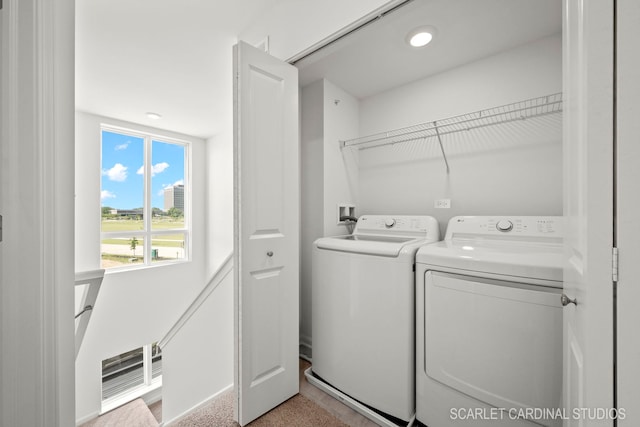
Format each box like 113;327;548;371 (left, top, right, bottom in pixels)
0;1;75;425
615;0;640;424
561;0;615;423
287;0;409;64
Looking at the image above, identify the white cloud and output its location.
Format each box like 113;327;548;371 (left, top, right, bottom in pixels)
152;162;169;175
137;162;169;176
115;142;129;151
101;190;116;200
103;163;128;182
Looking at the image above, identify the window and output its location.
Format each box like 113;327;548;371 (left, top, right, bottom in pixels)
101;343;162;412
101;128;189;270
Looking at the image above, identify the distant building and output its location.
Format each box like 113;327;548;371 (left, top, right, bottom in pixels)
164;184;184;212
110;208;143;218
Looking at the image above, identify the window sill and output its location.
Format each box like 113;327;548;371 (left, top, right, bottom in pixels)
101;377;162;415
103;258;191;275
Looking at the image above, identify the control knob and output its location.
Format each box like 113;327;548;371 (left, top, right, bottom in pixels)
385;218;396;228
496;220;513;232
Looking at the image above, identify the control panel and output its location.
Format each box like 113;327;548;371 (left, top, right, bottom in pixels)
445;216;563;239
354;215;439;237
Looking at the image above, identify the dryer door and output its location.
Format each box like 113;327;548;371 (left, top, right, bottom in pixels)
424;270;562;416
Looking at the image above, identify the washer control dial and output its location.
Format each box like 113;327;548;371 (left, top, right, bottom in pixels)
496;220;514;232
384;218;396;228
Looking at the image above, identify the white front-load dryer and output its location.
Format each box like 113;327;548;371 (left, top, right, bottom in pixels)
416;216;563;427
310;215;440;425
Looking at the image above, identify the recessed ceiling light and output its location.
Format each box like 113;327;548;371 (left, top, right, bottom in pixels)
146;112;162;120
406;26;437;48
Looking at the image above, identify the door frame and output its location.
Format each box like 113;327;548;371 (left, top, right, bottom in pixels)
0;1;75;425
615;0;640;424
561;0;615;423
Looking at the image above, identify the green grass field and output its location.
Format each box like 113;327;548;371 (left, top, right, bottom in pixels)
101;218;185;268
102;219;184;245
101;218;184;232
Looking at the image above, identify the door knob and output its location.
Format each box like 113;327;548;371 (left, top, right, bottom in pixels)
267;251;274;257
561;294;577;306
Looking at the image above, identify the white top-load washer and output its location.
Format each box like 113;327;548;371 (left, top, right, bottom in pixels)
311;215;440;424
416;216;563;427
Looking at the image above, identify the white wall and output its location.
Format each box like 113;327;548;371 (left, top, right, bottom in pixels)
161;273;234;425
206;131;234;275
299;79;360;352
75;113;103;272
74;112;207;422
322;80;361;236
357;34;563;231
300;80;325;351
239;0;394;61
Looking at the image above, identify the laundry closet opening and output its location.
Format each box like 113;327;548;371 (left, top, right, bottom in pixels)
295;0;562;360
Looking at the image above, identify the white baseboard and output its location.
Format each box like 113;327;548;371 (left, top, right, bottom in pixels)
299;334;312;362
76;411;101;426
142;386;163;406
161;383;234;426
299;333;312;350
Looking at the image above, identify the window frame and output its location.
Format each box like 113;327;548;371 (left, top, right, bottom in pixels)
100;125;191;271
100;342;162;414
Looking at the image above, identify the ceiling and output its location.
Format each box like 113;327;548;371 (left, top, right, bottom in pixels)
75;0;282;139
296;0;561;99
76;0;562;140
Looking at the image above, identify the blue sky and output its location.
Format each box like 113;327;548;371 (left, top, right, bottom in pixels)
101;130;185;210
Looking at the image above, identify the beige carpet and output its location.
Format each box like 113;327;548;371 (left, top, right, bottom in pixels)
84;359;370;426
172;359;375;426
174;389;349;427
81;398;158;427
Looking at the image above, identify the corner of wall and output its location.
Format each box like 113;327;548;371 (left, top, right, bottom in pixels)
322;79;360;237
300;79;325;348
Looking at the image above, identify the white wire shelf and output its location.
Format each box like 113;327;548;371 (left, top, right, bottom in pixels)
340;92;563;152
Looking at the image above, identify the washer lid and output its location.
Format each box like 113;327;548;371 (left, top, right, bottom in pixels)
316;235;423;257
315;214;441;257
416;238;563;283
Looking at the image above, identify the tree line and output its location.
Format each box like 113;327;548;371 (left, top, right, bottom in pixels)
101;206;183;218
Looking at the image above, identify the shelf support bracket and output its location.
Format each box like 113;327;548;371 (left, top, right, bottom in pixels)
434;121;450;174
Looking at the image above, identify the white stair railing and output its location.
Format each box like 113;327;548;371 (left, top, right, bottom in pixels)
158;253;233;350
75;269;105;359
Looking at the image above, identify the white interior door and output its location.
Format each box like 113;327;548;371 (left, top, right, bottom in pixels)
616;1;640;425
233;41;300;426
562;0;615;425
